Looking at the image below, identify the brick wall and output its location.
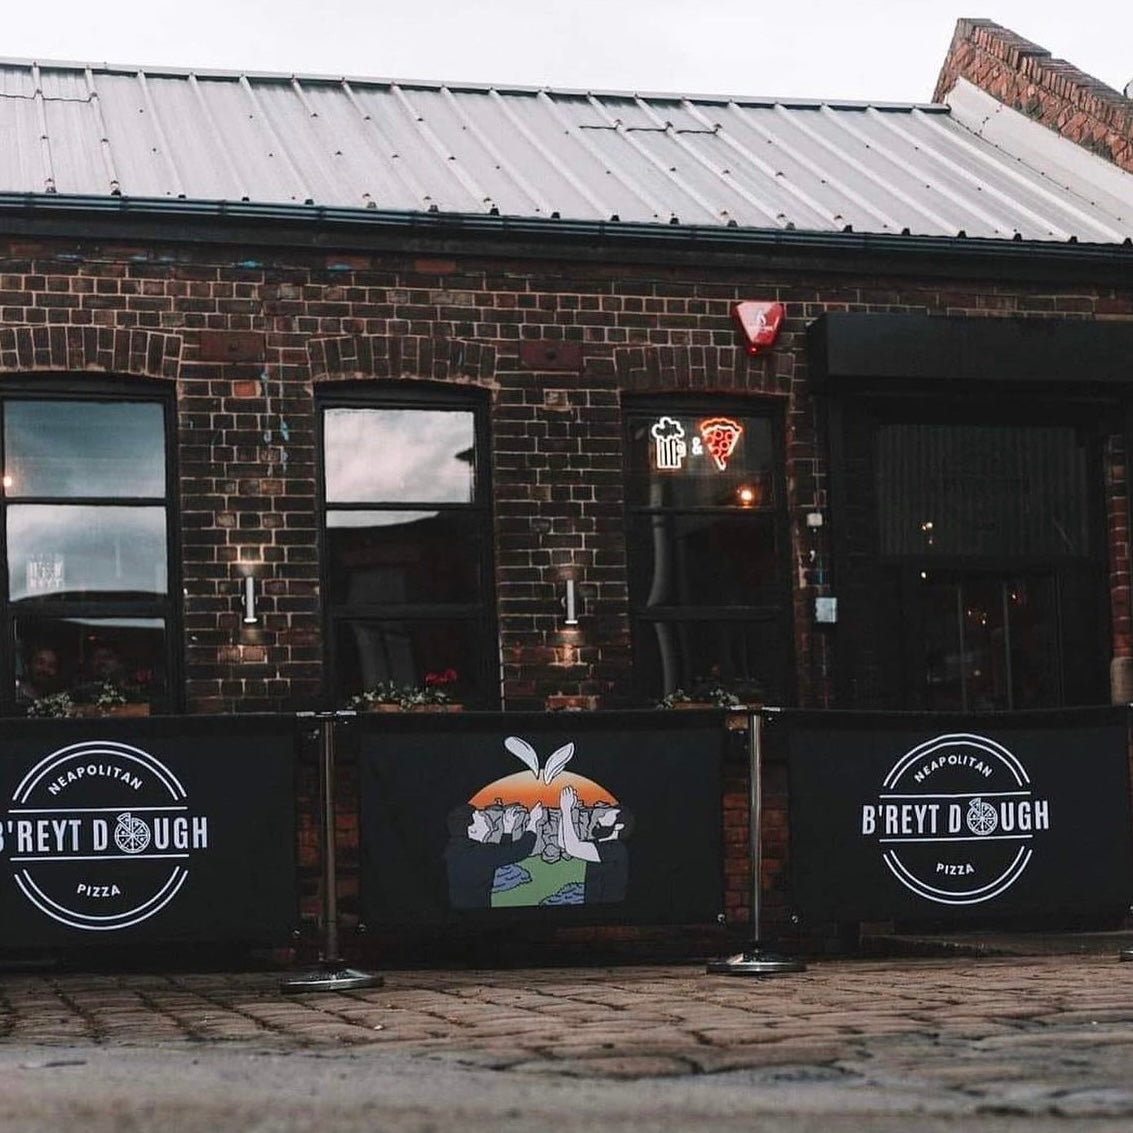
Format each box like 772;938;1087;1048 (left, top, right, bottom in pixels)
934;18;1133;171
2;229;1131;940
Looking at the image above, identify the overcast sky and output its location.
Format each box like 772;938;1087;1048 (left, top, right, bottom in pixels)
3;2;1130;104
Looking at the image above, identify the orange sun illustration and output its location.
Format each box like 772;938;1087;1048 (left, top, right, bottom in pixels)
467;770;617;809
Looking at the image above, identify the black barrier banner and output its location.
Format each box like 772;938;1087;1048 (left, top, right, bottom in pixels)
0;715;297;948
358;711;725;926
787;708;1133;922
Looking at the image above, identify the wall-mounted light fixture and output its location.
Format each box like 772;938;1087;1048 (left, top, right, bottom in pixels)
242;575;259;625
562;578;580;627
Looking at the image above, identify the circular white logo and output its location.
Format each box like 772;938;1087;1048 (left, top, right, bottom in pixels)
860;733;1050;906
2;740;209;931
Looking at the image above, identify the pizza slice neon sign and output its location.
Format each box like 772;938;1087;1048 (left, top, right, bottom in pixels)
698;417;744;471
650;415;744;472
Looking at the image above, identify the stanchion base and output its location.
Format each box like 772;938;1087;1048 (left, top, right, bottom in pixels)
280;964;384;993
706;945;806;976
1120;948;1133;963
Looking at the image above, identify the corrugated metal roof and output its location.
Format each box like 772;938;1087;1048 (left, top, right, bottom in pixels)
1;59;1131;244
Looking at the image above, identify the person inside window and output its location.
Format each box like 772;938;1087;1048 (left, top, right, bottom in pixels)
74;643;128;701
16;645;64;705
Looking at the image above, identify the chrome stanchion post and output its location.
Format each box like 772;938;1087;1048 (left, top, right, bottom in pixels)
1123;704;1133;963
281;712;382;993
707;708;806;975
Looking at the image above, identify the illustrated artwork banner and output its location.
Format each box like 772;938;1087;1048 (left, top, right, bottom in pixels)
787;708;1133;922
357;712;726;925
0;715;297;948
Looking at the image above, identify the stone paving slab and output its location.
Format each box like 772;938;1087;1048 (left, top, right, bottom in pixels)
0;953;1131;1069
4;954;1133;1130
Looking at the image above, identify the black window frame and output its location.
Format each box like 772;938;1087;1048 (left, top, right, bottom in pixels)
622;395;795;705
317;382;499;708
0;378;181;716
829;391;1111;710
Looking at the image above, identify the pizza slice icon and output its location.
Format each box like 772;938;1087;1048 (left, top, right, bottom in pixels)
698;417;743;471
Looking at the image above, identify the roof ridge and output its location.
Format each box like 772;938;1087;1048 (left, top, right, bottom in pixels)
0;53;945;110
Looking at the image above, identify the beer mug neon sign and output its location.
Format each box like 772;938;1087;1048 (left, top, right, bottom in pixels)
650;415;744;472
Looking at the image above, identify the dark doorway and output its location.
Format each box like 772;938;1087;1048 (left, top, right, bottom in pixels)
832;403;1109;710
900;570;1061;712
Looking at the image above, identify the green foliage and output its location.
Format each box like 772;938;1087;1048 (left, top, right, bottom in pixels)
27;692;75;718
657;680;764;709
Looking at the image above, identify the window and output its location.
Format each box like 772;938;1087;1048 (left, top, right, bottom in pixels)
623;401;793;703
2;391;176;714
320;387;496;707
911;572;1061;712
872;418;1105;710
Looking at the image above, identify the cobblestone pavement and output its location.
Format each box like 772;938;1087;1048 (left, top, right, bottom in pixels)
3;953;1133;1130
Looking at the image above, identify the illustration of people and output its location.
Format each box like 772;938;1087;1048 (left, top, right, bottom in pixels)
16;645;64;706
445;734;634;910
558;784;634;904
443;801;544;909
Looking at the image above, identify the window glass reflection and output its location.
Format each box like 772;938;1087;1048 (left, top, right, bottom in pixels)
876;423;1090;557
5;401;165;498
628;513;782;607
324;408;476;503
917;573;1060;712
634;615;785;705
14;615;167;712
8;506;167;602
326;511;482;605
335;617;483;705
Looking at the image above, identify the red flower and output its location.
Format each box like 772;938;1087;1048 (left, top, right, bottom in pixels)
425;668;458;687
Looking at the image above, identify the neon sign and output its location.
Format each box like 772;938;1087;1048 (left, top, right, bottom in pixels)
650;415;744;472
650;416;687;470
698;417;744;471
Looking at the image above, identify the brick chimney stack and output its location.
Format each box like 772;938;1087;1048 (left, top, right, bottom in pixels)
934;18;1133;172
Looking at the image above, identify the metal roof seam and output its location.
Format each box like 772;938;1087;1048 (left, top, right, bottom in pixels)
292;76;389;211
814;104;960;234
537;91;665;220
870;108;1058;238
637;96;780;227
945;82;1133;225
389;83;491;213
439;87;552;216
674;102;793;228
929;104;1131;239
682;101;833;230
30;63;57;194
238;75;313;205
136;71;187;200
586;95;720;225
903;108;1119;243
767;103;902;231
935;109;1122;227
341;80;433;211
486;89;610;219
283;77;357;206
288;76;321;119
84;67;122;197
187;73;250;203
